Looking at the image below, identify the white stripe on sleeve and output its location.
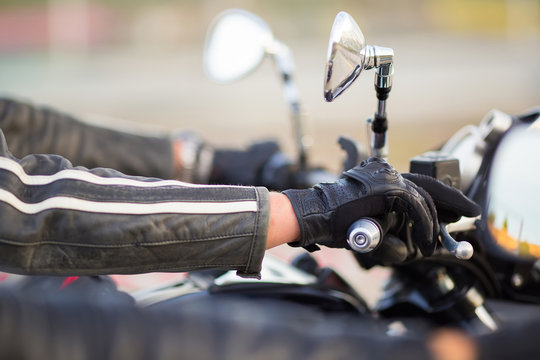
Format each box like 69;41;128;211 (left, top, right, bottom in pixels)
0;157;240;189
0;188;258;215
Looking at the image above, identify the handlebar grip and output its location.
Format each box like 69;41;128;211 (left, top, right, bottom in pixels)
346;218;382;253
347;216;408;264
347;216;475;261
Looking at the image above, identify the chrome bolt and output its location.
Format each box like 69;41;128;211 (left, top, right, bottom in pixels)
511;273;524;288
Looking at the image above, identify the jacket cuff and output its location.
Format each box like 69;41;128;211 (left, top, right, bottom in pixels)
236;187;269;279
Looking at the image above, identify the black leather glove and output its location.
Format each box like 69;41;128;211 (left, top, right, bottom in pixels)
210;141;295;190
402;173;480;223
283;158;479;256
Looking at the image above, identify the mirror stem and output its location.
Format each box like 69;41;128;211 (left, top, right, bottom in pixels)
370;115;388;159
291;102;307;170
272;41;308;170
283;74;307;170
371;58;393;160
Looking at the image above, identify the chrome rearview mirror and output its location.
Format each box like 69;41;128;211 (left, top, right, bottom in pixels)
324;11;367;101
486;124;540;258
324;11;394;159
204;9;309;169
324;11;394;102
204;9;273;83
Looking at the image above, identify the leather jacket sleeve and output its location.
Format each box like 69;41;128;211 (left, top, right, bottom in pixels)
0;128;269;278
0;97;176;179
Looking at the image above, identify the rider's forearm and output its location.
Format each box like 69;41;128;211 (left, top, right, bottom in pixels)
0;129;269;278
0;97;175;179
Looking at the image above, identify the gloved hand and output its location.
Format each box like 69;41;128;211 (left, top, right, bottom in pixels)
210;141;295;190
283;157;480;256
172;132;294;189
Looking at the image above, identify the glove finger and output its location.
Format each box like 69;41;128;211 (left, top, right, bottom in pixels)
386;192;436;256
402;173;481;222
404;178;439;239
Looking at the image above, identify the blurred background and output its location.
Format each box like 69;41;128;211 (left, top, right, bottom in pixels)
0;0;539;303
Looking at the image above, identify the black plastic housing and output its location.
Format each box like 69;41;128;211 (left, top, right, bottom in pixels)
409;151;461;189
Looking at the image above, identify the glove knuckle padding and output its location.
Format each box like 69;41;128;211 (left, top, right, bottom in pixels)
343;158;402;195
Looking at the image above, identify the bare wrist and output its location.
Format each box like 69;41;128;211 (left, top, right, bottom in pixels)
266;192;301;249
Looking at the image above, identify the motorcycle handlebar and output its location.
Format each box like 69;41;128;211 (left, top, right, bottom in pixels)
346;214;409;264
346;218;383;253
347;215;475;261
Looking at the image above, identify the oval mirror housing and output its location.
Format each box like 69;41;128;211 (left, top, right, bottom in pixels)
324;11;367;101
204;9;273;83
486;124;540;258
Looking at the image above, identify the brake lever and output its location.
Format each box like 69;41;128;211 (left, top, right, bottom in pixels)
439;217;478;260
445;215;481;233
